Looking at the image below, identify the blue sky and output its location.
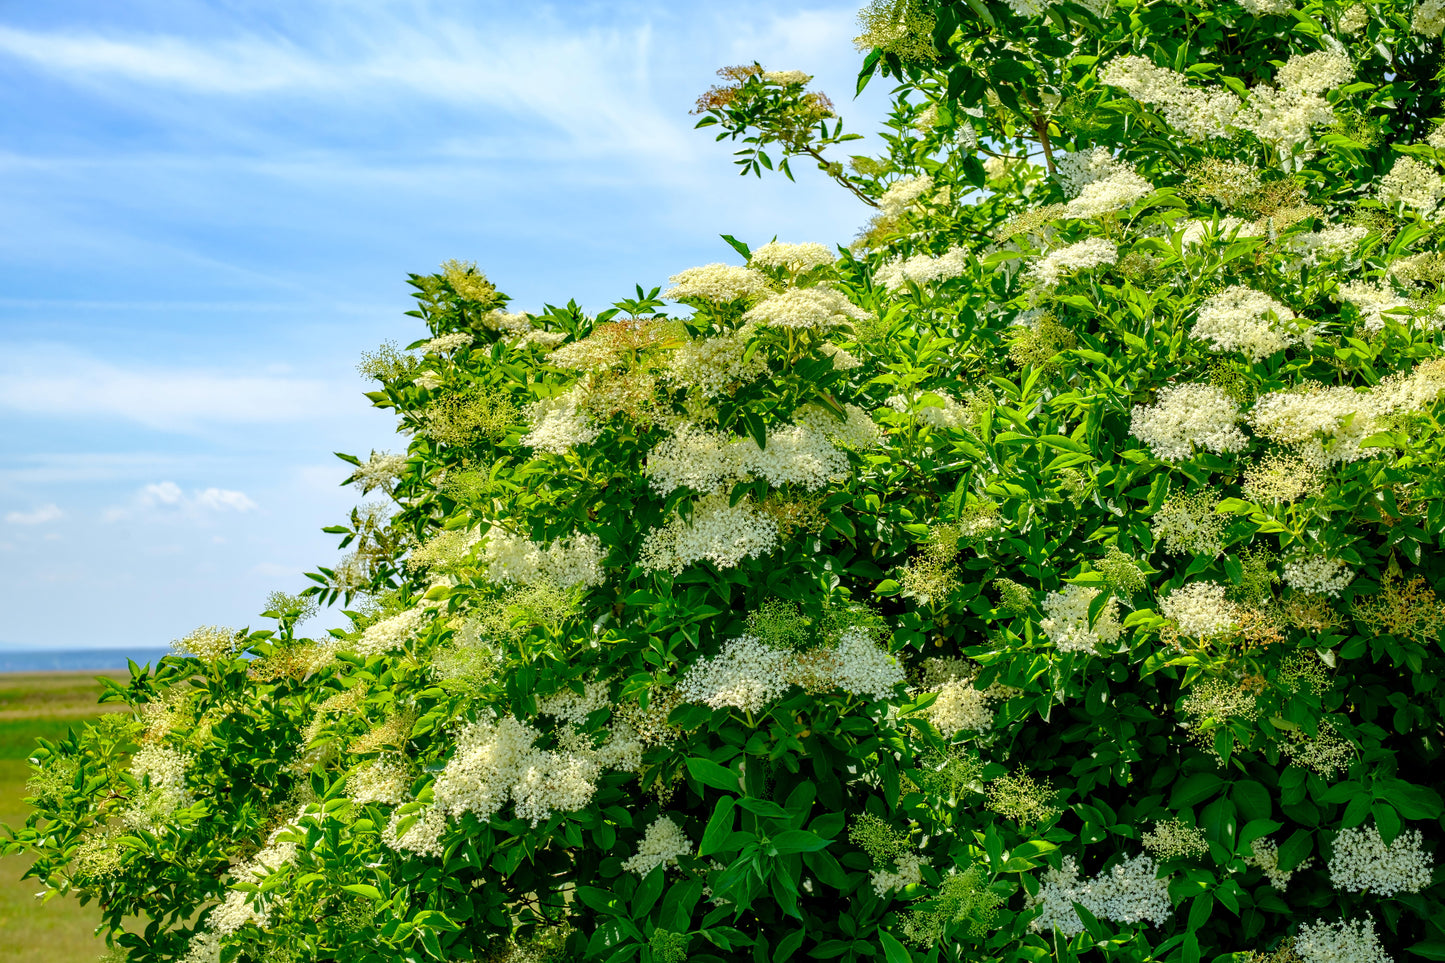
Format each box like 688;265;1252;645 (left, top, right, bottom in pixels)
0;0;894;649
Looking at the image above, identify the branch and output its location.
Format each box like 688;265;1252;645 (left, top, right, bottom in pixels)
800;145;880;208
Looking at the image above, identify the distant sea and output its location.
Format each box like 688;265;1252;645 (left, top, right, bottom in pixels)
0;647;171;673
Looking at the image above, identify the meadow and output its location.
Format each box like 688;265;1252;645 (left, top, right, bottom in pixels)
1;671;129;963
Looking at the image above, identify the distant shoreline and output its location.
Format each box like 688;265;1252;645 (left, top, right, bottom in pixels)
0;649;170;674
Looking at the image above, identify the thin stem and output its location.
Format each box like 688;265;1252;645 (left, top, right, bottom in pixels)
800;145;880;208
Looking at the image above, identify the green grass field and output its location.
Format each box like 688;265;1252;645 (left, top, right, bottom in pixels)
1;672;130;963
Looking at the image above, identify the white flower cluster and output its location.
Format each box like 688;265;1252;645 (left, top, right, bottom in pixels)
347;756;414;806
1129;384;1248;462
749;241;835;274
1378;156;1445;217
886;390;979;432
1337;280;1411;332
352;451;408;494
482;530;606;590
799;403;884;450
678;635;791;713
1099;56;1243;140
871;852;929;896
1192;286;1310;361
663;264;773;303
420;333;473;355
1065;168;1154;218
926;677;1000;737
1053;148;1127;195
1180;216;1257;248
1102;46;1351;154
1026;238;1118;288
432;714;599;826
1329;824;1434;896
125;744;192;831
1239;0;1293;13
665;328;768;397
742;286;871;331
1160;582;1239;638
1027;855;1173;936
353;607;431;656
1040;585;1123;654
1283;556;1355;597
1296;917;1393;963
521;388;600;454
1415;0;1445;35
1247;836;1312;890
1243;360;1445;468
639;491;779;575
383;804;449;858
536;677;610;726
761;70;810;85
645;421;852;494
819;342;862;370
205;815;307;940
621;815;693;876
830;627;907;700
1289;225;1368;268
878;175;935;218
1237;46;1353;156
481;310;535;337
875;246;970;290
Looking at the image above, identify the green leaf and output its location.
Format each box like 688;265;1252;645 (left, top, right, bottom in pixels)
701;797;738;856
720;234;752;260
879;930;912;963
1170;772;1223;808
342;884;384;900
686;757;741;792
770;830;831;855
1276;830;1312;872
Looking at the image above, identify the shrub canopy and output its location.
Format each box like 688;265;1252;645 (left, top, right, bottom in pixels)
10;2;1445;962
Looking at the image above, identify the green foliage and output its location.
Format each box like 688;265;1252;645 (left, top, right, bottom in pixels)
7;2;1445;962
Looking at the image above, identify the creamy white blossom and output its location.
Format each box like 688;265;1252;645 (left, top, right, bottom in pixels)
664;264;773;303
1064;169;1154;218
665;328;768;397
1027;855;1173;935
1296;917;1393;963
678;635;792;713
1099;56;1242;140
353;607;431;656
1378;156;1445;216
1283;556;1355;597
749;241;836;273
1129;384;1248;462
829;627;906;700
876;246;970;290
1329;824;1434;896
521;388;600;454
1160;582;1239;638
1247;836;1313;890
1040;585;1123;653
1026;238;1118;288
743;286;871;331
1413;0;1445;36
871;853;929;896
1192;286;1310;361
639;491;780;574
878;175;935;217
482;530;605;589
622;816;693;876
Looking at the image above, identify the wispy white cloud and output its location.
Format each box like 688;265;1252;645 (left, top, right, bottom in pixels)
4;503;64;525
0;344;352;431
103;481;257;522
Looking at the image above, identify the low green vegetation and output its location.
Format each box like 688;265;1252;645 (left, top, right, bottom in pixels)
1;673;128;962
